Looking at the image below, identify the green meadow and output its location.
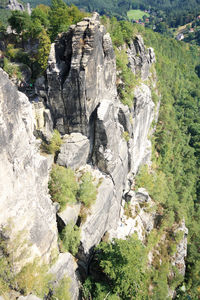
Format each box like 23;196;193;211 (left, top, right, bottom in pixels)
127;9;149;20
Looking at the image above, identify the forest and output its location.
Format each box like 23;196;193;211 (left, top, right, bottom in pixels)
0;0;200;298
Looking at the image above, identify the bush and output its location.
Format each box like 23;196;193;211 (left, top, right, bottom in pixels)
60;222;80;256
78;172;97;208
122;131;130;142
43;129;62;155
48;165;78;210
3;57;22;80
15;258;53;297
53;276;71;300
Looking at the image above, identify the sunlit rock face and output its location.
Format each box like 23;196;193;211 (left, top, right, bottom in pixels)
0;68;58;268
46;12;117;135
42;13;158;266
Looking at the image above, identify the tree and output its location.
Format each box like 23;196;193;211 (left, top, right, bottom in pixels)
95;235;148;299
8;11;30;35
37;28;51;72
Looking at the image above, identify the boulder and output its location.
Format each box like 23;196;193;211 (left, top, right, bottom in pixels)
57;203;81;227
57;133;90;169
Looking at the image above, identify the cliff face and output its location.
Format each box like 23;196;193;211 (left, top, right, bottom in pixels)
45;12;117;136
0;12;188;299
0;69;57;267
38;13;158;264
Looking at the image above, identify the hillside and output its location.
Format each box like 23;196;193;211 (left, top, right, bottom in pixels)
0;2;200;299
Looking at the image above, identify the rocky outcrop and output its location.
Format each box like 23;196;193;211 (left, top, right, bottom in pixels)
7;0;24;11
127;35;155;80
37;13;158;268
0;69;58;268
171;220;188;275
45;13;117;135
57;133;90;169
109;188;156;241
49;253;80;300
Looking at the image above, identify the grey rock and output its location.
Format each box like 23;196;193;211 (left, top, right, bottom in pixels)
127;35;155;80
131;84;155;174
7;0;24;11
49;253;80;300
92;100;129;189
57;133;90;169
0;69;58;269
109;188;156;241
18;296;42;300
171;220;188;275
32;101;53;140
57;203;81;226
73;165;118;269
45;13;117;135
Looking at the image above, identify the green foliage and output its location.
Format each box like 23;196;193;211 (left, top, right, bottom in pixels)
8;11;31;35
52;276;71;300
115;48;138;107
37;29;51;72
15;259;53;297
49;2;87;41
78;172;97;208
127;9;149;21
124;202;133;218
49;165;79;210
60;222;81;256
122;131;130;142
87;235;148;299
3;57;22;80
0;226;52;297
43;129;63;155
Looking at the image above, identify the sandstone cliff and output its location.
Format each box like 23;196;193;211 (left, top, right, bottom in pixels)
0;12;188;299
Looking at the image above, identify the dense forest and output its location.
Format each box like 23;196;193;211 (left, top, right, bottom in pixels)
1;0;200;298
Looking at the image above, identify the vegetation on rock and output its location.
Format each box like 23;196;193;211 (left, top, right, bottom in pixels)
59;222;81;256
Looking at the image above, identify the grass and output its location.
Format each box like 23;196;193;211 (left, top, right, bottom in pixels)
127;9;149;21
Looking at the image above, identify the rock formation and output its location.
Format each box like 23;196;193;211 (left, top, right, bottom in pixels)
37;12;159;269
0;69;58;266
7;0;24;11
0;12;188;299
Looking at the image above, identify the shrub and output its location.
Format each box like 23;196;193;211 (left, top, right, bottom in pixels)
3;57;22;80
43;129;62;155
78;172;97;208
60;222;81;256
122;131;130;142
15;258;53;297
53;276;71;300
49;165;78;210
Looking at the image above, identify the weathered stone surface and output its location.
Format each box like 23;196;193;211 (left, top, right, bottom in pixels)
171;220;188;275
57;203;81;227
18;295;42;300
46;13;117;135
131;84;155;174
7;0;24;11
32;101;53;140
57;133;90;169
75;165;117;261
127;35;155;80
49;253;80;300
0;68;58;269
109;188;156;241
93;100;129;188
